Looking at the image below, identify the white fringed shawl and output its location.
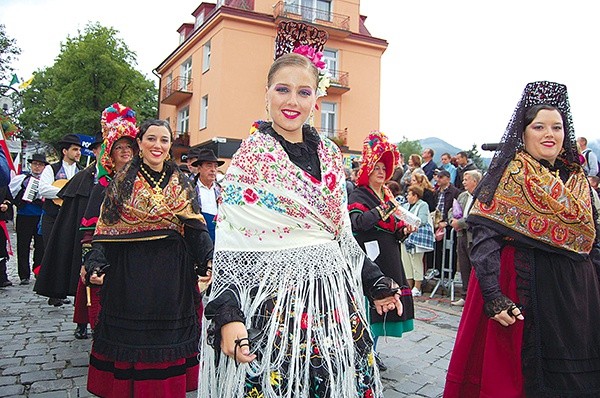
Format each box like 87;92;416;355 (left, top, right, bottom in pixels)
198;131;383;398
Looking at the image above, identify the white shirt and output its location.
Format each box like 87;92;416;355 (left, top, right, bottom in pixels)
197;180;218;215
38;161;79;199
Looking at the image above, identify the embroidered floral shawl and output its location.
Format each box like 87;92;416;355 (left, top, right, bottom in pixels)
469;151;595;254
199;130;383;398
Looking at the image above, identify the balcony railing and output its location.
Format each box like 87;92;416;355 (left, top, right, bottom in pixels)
321;128;346;141
329;70;349;88
162;76;193;105
273;1;350;31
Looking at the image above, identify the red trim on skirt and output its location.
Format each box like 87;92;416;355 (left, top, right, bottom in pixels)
87;351;199;398
444;245;525;398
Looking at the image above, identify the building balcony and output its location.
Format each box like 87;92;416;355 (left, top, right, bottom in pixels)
162;76;193;105
327;70;349;94
273;1;350;32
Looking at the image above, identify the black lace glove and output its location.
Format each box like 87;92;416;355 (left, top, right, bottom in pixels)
375;200;398;222
369;276;400;301
83;247;110;286
206;305;245;351
483;295;520;318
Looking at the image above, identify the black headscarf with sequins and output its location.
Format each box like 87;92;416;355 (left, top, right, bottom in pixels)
474;81;580;204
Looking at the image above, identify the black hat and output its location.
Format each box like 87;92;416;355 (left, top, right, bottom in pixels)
187;147;203;160
191;149;225;167
57;133;82;148
27;153;49;165
437;170;451;178
89;132;104;151
178;163;190;173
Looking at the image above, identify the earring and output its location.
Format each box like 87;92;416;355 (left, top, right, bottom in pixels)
139;150;144;159
265;104;271;122
166;153;171;161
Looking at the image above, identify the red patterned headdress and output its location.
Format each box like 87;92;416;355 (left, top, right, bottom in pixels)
356;131;399;187
99;103;138;178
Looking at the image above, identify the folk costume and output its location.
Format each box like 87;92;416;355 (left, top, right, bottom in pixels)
348;132;415;338
85;124;213;398
73;103;138;331
200;121;396;398
34;160;94;299
445;82;600;397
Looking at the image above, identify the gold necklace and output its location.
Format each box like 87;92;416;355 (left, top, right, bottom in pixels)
140;164;166;203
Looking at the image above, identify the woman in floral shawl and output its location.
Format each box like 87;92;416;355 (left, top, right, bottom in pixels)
199;50;402;398
444;81;600;397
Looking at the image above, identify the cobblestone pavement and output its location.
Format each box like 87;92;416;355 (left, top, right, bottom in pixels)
1;229;463;397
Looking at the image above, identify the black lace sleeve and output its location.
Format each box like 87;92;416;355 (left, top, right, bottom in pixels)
469;223;505;302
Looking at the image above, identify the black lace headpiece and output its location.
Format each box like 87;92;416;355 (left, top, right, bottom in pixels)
474;81;579;204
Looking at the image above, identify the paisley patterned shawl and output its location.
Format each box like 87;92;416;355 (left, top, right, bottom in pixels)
470;151;595;254
94;171;203;242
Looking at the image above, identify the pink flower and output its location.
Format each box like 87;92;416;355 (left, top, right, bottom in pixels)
323;172;337;192
243;188;259;204
293;45;326;70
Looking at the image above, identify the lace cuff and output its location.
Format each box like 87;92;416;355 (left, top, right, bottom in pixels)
206;305;245;350
483;295;516;318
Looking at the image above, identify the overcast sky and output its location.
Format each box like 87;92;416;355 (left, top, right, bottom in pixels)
2;0;599;150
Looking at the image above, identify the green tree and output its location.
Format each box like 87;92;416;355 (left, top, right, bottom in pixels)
0;24;21;83
465;143;487;172
19;23;157;143
396;137;423;161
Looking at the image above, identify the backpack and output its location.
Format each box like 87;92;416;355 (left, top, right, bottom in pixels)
584;150;600;177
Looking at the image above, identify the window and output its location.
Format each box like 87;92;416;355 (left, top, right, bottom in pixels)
178;107;190;136
320;102;337;139
179;32;185;45
323;49;338;79
166;73;173;96
316;0;332;21
285;0;331;21
202;41;211;73
180;58;192;90
200;95;209;129
195;11;205;29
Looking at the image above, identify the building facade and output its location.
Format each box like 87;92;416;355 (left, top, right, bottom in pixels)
155;0;387;166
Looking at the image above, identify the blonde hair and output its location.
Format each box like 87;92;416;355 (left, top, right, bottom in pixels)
267;53;318;89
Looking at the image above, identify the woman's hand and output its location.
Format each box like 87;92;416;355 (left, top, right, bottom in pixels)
373;293;403;316
491;305;524;327
198;268;212;293
220;321;257;364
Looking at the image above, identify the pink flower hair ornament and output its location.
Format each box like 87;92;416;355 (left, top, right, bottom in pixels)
292;45;331;98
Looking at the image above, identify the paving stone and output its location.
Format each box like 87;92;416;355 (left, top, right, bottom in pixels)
62;367;88;378
23;355;54;365
20;370;57;384
2;364;40;376
0;375;17;386
0;384;25;396
41;361;66;371
0;358;22;369
29;378;73;393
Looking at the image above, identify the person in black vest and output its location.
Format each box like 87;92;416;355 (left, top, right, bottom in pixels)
9;153;49;285
38;134;83;246
192;149;224;242
36;134;82;305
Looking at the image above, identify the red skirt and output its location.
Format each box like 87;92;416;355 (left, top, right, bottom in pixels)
87;351;199;398
73;279;101;328
444;245;525;398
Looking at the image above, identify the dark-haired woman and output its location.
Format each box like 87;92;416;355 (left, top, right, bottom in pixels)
445;82;600;397
84;119;213;398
